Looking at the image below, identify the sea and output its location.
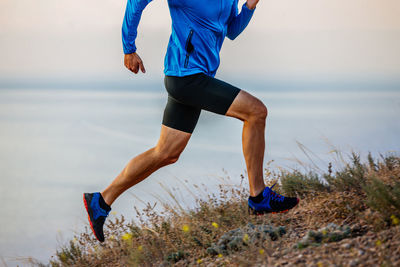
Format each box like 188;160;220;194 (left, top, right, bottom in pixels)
0;82;399;265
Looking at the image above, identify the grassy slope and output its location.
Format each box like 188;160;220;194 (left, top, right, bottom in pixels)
47;153;400;267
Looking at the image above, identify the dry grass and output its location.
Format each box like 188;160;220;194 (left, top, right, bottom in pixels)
45;152;400;267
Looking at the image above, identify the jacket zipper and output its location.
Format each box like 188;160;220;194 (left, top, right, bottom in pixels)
218;0;223;25
215;0;223;53
184;29;194;68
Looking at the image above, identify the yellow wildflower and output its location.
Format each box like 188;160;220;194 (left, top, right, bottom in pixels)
317;262;324;267
218;254;223;258
59;252;67;262
212;222;219;229
110;211;117;216
259;249;265;255
138;245;143;251
122;233;132;240
197;259;203;264
375;240;382;246
109;235;115;240
182;224;190;232
321;229;328;235
391;215;399;225
243;234;249;243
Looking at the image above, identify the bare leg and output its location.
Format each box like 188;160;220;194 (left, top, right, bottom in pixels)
226;90;268;197
102;125;191;206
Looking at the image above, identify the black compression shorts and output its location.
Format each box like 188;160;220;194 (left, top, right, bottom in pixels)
162;73;241;133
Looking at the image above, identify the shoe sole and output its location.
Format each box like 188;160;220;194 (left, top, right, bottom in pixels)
83;193;102;242
249;198;300;216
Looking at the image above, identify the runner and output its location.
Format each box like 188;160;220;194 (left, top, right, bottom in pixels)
84;0;299;242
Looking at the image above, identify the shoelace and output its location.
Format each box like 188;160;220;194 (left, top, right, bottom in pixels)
91;200;110;220
268;183;284;202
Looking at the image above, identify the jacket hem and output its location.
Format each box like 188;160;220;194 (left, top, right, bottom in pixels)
164;68;211;77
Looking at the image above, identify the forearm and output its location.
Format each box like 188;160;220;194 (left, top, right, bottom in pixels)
226;3;255;40
122;0;151;54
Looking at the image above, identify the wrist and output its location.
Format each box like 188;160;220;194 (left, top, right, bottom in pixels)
123;45;137;55
246;1;256;10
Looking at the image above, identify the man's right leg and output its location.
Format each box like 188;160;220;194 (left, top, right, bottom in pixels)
83;125;191;242
85;77;202;242
102;125;191;206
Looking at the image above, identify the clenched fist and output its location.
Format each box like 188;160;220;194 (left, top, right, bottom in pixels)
246;0;259;10
124;52;146;74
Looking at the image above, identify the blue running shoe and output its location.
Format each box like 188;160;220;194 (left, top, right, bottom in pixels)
248;184;299;215
83;192;111;242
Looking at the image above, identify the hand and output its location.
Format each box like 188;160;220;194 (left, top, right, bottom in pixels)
246;0;259;10
124;52;146;74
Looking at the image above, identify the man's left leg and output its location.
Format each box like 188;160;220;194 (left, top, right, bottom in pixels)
225;90;299;214
172;73;299;214
225;90;267;197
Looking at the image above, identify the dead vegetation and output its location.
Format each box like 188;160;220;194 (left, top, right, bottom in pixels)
45;152;400;266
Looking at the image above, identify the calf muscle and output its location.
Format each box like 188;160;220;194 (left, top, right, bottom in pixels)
226;90;267;196
102;126;191;205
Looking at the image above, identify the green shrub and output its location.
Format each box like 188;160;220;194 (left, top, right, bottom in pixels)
280;170;328;197
363;176;400;221
325;152;367;193
50;240;86;266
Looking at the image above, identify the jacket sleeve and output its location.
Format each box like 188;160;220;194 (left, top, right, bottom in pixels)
122;0;152;54
226;2;255;40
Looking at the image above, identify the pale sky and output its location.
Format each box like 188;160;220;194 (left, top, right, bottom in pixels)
0;0;399;83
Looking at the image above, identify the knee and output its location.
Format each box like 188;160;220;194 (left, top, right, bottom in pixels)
248;101;268;123
156;147;182;165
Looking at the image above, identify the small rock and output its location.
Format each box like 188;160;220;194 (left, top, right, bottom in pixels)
358;249;365;256
349;259;358;267
206;223;285;255
341;243;351;249
272;251;279;257
247;222;255;229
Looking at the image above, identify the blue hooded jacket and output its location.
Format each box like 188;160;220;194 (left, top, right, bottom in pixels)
122;0;255;77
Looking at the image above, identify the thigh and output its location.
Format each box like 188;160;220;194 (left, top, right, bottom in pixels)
225;90;267;121
164;73;241;115
162;95;201;134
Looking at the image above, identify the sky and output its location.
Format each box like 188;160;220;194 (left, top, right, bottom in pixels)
0;0;399;84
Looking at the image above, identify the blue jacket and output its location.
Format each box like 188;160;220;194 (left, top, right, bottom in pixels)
122;0;255;77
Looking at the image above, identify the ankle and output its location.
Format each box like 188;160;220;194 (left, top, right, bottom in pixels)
249;190;264;203
100;191;113;208
99;192;111;211
250;185;265;197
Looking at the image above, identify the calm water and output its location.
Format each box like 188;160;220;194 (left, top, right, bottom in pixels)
0;86;399;265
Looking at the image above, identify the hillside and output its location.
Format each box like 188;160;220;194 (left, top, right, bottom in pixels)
46;152;400;266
